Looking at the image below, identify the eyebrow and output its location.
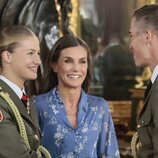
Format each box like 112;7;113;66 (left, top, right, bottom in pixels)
26;49;40;53
80;57;87;60
63;56;87;60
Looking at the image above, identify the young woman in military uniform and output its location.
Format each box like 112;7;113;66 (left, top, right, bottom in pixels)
0;25;51;158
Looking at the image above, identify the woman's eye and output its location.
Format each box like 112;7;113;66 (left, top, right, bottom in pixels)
64;59;72;63
80;60;87;64
27;51;34;55
37;52;41;56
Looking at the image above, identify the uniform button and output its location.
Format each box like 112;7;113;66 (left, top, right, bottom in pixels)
137;124;141;128
141;120;144;124
34;134;39;140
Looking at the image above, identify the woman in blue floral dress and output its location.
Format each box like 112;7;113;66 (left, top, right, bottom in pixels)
34;34;120;158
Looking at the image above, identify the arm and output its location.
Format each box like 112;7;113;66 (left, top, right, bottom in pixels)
151;88;158;158
98;101;120;158
0;100;39;158
136;84;158;158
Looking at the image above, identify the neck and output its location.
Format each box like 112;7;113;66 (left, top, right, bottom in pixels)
1;71;24;89
58;86;81;108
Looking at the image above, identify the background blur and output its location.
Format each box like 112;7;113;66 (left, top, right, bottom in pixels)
0;0;157;157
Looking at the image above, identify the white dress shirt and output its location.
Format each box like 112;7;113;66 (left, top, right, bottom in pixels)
151;65;158;84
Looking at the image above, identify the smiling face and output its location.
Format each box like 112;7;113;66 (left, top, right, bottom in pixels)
52;45;88;90
2;36;41;87
129;18;151;67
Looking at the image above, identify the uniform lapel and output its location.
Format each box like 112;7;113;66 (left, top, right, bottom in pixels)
139;77;158;119
144;81;152;100
0;79;39;132
29;98;40;133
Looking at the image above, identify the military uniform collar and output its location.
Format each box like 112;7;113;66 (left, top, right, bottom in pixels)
0;75;23;99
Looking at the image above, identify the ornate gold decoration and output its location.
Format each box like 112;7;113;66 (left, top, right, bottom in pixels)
146;0;156;4
37;145;51;158
131;132;138;158
135;67;152;88
0;90;51;158
131;132;142;158
54;0;80;36
0;91;30;149
69;0;80;35
137;0;157;7
54;0;62;36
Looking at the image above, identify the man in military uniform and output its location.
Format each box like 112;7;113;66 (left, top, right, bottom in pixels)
129;4;158;158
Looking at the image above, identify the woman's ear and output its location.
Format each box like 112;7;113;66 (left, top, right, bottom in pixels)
51;63;58;73
1;51;12;64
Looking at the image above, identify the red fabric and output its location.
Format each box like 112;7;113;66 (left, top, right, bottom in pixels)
0;110;3;123
21;93;28;102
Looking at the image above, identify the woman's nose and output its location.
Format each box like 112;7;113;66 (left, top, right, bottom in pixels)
72;63;80;71
34;54;41;65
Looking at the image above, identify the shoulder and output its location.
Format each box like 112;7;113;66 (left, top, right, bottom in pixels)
33;90;52;107
0;91;15;118
0;96;10;111
86;94;112;120
34;91;50;100
87;94;109;109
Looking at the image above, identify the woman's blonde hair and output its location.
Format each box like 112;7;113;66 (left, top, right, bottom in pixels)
0;25;37;67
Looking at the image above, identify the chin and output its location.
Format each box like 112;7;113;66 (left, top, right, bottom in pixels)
135;62;140;67
134;59;140;67
67;84;82;89
28;75;38;80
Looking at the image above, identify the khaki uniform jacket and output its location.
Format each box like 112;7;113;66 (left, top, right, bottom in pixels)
137;77;158;158
0;79;41;158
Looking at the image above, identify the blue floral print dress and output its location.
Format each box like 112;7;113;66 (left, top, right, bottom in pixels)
34;87;120;158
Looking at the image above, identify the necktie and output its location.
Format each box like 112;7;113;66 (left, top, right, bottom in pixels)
21;93;30;114
144;81;152;99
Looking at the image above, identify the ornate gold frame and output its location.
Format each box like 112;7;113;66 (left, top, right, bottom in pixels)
69;0;80;36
